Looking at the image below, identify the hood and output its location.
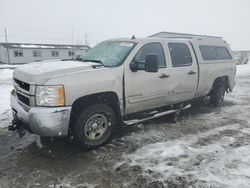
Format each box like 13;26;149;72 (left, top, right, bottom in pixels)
14;60;103;84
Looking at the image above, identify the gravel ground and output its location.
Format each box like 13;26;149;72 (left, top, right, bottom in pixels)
0;65;250;188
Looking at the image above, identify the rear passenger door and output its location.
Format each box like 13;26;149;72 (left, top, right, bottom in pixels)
167;41;198;102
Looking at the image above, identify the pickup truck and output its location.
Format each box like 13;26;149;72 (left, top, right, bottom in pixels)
9;32;236;149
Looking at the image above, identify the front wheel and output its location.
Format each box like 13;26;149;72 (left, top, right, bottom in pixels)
210;82;226;106
73;104;117;149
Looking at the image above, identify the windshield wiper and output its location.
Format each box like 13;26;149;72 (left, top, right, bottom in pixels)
80;59;105;66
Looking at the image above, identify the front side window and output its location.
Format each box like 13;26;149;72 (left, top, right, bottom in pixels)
80;41;136;67
168;43;192;67
133;43;166;68
14;50;23;57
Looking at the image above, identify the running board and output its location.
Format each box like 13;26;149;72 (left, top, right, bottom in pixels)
124;104;191;125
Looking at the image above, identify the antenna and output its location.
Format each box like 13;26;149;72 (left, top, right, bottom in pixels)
4;28;10;64
131;35;136;40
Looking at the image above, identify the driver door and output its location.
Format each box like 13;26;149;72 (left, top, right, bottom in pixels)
125;42;174;114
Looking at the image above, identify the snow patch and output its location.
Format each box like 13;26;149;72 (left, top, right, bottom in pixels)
236;63;250;77
0;69;14;82
0;69;14;128
48;180;97;188
19;44;55;49
125;124;250;187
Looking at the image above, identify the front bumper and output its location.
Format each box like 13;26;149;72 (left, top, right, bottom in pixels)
10;90;72;137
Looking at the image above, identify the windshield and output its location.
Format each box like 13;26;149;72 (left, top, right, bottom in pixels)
80;41;136;67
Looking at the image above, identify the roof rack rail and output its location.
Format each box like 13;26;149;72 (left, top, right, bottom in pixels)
149;31;222;39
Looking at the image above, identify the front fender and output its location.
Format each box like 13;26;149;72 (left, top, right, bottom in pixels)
44;67;124;107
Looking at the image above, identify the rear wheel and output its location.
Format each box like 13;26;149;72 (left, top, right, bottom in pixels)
210;81;226;106
73;104;117;149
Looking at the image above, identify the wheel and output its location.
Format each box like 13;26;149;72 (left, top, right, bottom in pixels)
73;103;117;149
210;81;226;106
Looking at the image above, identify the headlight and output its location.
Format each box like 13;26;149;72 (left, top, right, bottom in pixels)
36;85;65;106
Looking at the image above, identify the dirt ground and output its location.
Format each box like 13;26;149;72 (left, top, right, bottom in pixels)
0;73;250;188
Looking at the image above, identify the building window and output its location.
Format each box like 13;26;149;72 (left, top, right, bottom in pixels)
168;43;192;67
13;50;23;58
51;51;59;57
33;50;42;57
68;51;75;57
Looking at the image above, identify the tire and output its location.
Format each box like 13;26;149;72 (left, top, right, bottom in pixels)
73;103;117;149
210;81;226;106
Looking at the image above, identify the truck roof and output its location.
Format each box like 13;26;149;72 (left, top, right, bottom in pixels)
107;37;189;43
107;31;229;47
150;31;222;39
108;36;228;47
150;31;229;46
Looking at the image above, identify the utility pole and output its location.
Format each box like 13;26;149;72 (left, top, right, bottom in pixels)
85;34;88;46
71;27;74;45
4;28;10;64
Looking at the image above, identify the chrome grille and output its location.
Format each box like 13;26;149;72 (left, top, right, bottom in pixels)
14;78;30;92
13;78;34;110
16;91;30;106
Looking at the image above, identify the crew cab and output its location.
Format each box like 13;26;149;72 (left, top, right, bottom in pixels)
9;32;236;149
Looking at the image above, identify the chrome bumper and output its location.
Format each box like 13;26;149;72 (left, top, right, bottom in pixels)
10;90;72;137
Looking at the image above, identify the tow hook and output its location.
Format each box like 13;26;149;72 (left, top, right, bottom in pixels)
8;119;26;138
8;119;19;131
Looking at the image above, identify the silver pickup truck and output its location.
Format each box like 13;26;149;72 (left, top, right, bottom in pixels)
9;32;236;149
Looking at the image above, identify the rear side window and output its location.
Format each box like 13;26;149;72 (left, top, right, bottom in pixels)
133;43;166;68
199;46;232;61
199;46;217;60
168;43;192;67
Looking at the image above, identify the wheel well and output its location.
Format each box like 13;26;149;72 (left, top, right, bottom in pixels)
68;92;122;134
212;76;230;91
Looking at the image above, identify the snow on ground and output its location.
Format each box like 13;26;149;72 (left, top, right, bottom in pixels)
0;63;22;69
0;69;14;81
125;121;250;187
0;69;13;128
236;62;250;77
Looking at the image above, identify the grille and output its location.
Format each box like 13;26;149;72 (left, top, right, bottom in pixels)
16;92;30;106
14;78;30;91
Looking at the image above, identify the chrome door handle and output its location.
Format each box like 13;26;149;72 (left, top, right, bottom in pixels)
188;70;196;75
159;74;170;78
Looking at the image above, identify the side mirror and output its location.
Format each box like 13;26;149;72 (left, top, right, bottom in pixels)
130;61;146;72
129;61;138;72
145;55;158;72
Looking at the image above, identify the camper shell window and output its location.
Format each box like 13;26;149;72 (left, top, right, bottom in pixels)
199;46;232;61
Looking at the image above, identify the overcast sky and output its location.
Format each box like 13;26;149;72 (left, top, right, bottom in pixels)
0;0;249;50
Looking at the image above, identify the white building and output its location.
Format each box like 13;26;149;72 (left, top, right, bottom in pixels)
0;43;90;64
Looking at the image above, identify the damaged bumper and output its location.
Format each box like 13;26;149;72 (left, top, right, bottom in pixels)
9;90;72;137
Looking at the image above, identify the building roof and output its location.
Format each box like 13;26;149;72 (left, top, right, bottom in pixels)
236;50;250;53
0;42;90;50
150;31;222;39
